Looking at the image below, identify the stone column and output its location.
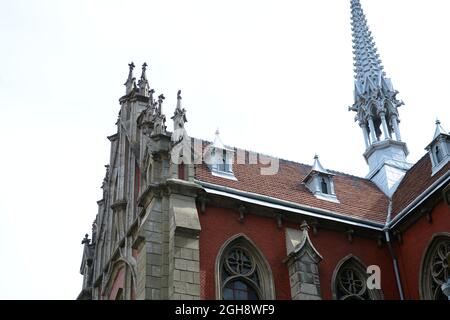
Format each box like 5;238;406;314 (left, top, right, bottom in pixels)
360;122;370;148
167;179;202;300
368;116;377;143
390;115;402;141
380;112;390;140
285;221;323;300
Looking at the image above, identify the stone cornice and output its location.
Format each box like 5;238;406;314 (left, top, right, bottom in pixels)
166;178;203;197
107;133;118;142
363;139;409;161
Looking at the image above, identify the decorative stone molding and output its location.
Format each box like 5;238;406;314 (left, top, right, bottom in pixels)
238;204;246;223
284;221;323;300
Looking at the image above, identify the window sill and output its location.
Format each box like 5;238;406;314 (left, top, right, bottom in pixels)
313;192;340;203
212;170;238;181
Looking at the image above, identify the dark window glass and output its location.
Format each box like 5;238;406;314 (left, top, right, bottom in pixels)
321;178;328;194
223;280;259;300
435;146;443;163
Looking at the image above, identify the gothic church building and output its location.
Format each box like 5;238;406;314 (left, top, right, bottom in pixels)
78;0;450;300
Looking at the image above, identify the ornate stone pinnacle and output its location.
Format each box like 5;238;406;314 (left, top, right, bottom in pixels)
350;0;384;82
128;62;135;71
142;62;147;71
81;234;90;245
300;220;310;231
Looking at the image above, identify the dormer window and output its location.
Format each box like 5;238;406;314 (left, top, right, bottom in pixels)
302;155;339;203
425;120;450;175
206;129;237;180
213;149;232;173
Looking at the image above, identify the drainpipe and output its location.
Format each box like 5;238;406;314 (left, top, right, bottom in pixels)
385;200;404;300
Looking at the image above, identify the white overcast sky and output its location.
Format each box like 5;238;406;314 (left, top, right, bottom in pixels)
0;0;449;299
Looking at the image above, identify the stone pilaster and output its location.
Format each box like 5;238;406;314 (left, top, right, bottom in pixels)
285;221;323;300
167;179;202;299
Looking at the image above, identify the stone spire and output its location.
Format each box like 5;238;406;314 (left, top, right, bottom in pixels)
171;90;187;126
349;0;404;145
124;62;136;95
171;90;188;144
138;62;150;97
348;0;411;197
151;94;166;136
350;0;384;84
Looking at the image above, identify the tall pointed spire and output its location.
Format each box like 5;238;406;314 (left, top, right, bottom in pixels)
350;0;385;84
138;62;150;97
349;0;404;145
348;0;411;197
124;62;136;95
171;90;187;126
151;94;166;136
171;90;188;144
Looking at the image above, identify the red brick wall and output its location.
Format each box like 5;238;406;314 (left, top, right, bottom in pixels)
309;226;399;299
198;205;400;300
393;200;450;299
108;266;125;300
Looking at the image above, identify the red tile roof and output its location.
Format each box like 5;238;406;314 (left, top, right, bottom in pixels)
391;153;450;218
195;150;389;224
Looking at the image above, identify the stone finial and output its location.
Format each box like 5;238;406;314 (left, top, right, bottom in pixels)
171;90;188;145
433;118;447;140
171;90;187;121
124;61;136;95
311;155;328;174
138;62;150;97
151;94;167;136
81;234;90;245
300;220;310;232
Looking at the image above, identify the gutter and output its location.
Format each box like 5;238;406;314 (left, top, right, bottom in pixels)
388;170;450;229
384;200;404;300
196;180;385;231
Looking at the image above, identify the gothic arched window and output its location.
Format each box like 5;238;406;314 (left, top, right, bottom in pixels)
420;234;450;300
216;235;275;300
332;255;383;300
